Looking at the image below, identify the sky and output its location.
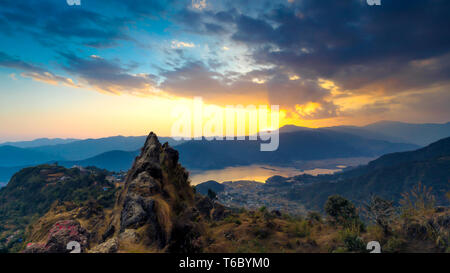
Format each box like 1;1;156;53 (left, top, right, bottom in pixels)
0;0;449;141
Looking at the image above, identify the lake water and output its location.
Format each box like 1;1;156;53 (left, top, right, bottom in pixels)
189;165;342;185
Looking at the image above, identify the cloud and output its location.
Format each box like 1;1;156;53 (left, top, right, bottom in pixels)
167;0;450;120
158;60;339;119
0;0;449;123
171;40;196;48
0;51;159;95
192;0;207;10
0;52;45;73
0;51;80;88
20;71;81;88
60;53;158;95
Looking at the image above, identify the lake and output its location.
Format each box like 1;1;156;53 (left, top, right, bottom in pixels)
189;164;343;185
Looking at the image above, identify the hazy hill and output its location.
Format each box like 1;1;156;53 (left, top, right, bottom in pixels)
0;138;79;148
281;121;450;146
34;130;418;172
321;125;406;143
362;121;450;146
31;135;183;161
195;180;225;195
176;130;418;170
59;150;139;171
0;146;60;167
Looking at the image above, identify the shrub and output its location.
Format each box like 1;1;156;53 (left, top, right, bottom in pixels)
253;227;271;239
306;211;322;223
295;221;311;238
339;229;365;252
384;237;407;253
325;195;359;226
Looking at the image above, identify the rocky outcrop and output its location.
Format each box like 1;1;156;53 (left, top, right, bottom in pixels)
103;132;201;252
90;238;119;253
23;220;89;253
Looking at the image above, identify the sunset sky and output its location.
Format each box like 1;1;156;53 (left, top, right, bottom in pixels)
0;0;449;141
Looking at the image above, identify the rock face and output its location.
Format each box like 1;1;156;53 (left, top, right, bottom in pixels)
104;132;201;252
23;220;89;253
90;238;119;253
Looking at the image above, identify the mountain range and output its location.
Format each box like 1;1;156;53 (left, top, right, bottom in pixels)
0;121;448;183
37;128;419;172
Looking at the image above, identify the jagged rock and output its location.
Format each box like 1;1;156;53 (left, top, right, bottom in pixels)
23;220;89;253
110;132;196;251
101;223;115;242
119;229;140;244
23;243;46;253
120;194;156;230
90;238;119;253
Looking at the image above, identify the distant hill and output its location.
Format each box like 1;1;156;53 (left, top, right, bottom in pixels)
195;180;225;195
0;146;61;167
41;130;418;172
0;136;184;172
31;135;183;161
280;121;450;146
176;130;418;170
362;121;450;146
0;138;79;148
59;150;139;172
321;126;406;143
287;137;450;210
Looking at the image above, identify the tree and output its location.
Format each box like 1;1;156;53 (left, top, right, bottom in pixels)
362;195;395;235
324;195;358;226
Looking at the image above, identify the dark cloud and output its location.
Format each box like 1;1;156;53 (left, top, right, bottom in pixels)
0;0;171;48
167;0;450;119
232;0;450;93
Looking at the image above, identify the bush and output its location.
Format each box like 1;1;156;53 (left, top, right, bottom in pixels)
307;211;322;223
325;195;359;226
384;237;407;253
339;229;365;252
294;221;311;238
253;227;271;239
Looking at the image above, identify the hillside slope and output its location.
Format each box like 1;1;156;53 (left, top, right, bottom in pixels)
287;137;450;210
